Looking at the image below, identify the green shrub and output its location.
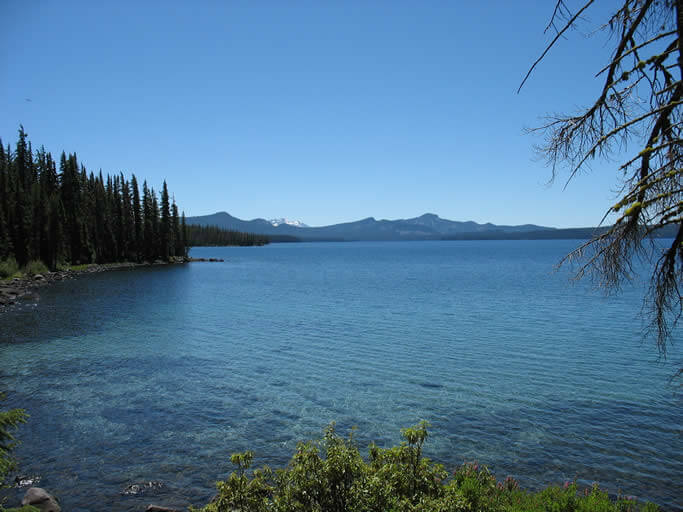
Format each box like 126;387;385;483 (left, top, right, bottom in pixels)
21;260;48;276
198;451;272;512
0;257;19;279
0;394;28;512
193;423;660;512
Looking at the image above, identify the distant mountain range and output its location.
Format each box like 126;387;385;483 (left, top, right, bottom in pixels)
182;212;578;241
186;211;679;242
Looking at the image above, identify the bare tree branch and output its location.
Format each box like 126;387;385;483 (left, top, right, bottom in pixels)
518;0;596;93
523;0;682;363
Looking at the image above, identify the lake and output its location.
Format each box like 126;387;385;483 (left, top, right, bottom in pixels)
0;240;680;511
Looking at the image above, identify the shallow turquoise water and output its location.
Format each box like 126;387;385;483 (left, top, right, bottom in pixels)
0;240;680;511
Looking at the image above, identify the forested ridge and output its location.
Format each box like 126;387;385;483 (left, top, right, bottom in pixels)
185;224;269;247
0;127;267;272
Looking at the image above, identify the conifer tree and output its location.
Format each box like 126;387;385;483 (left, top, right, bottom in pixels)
151;189;160;260
120;173;134;260
131;175;142;262
160;181;171;260
142;181;153;261
46;194;65;269
0;206;10;260
171;198;179;258
179;211;187;258
0;141;11;259
79;165;94;263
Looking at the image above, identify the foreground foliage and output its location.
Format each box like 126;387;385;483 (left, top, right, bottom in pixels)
0;395;27;511
194;422;658;512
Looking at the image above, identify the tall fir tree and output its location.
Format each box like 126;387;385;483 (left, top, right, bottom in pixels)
12;127;33;265
179;211;187;258
159;181;171;261
151;189;160;260
130;175;142;262
0;204;10;260
171;199;180;258
142;180;153;261
120;173;134;261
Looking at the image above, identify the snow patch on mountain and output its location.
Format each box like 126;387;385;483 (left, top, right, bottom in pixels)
269;218;309;228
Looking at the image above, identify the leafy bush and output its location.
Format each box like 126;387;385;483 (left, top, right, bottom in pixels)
0;258;19;279
0;394;28;511
193;423;659;512
21;260;48;276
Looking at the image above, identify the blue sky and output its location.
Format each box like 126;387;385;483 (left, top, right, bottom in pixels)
2;1;624;228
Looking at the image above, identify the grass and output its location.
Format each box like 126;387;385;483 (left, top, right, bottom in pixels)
0;258;19;279
21;260;49;276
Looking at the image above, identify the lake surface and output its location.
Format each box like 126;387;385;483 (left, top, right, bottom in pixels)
0;241;680;511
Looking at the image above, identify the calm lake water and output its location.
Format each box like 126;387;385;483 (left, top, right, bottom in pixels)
0;241;680;511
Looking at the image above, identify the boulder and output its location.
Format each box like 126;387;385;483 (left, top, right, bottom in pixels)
21;487;60;512
146;505;182;512
33;274;45;281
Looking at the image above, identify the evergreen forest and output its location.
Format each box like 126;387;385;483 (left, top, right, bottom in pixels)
0;127;267;273
185;224;269;247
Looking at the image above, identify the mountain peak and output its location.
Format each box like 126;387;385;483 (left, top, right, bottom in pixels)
269;218;309;228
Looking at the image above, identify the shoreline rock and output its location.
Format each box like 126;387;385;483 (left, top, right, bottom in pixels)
21;487;60;512
146;505;182;512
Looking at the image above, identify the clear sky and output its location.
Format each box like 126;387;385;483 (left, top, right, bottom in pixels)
2;1;625;228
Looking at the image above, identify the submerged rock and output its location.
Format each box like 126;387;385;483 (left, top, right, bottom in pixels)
14;475;41;487
146;505;182;512
121;481;165;496
21;487;60;512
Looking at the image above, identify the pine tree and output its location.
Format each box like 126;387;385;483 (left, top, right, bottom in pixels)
46;193;65;269
142;181;153;261
130;175;142;262
120;173;134;260
151;189;160;260
171;198;179;258
0;205;10;260
12;128;33;266
0;141;12;259
160;181;171;260
179;211;187;258
60;152;83;264
79;165;95;263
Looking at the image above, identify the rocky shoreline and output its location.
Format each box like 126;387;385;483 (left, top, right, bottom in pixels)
17;484;182;512
0;257;224;310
